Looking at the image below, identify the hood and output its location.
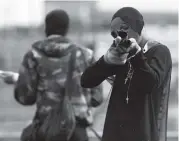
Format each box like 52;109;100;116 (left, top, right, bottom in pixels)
32;35;74;58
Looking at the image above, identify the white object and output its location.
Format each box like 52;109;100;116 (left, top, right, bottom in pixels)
0;70;19;82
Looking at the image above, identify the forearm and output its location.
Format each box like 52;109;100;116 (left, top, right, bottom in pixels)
81;56;118;88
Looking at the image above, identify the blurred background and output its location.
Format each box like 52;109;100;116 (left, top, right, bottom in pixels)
0;0;178;141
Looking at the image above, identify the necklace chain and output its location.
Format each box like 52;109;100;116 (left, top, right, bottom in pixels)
124;62;134;104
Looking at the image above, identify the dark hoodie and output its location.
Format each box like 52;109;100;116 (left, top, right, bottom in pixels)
14;35;103;121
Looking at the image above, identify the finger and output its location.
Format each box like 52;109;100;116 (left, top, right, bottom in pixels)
129;41;141;55
114;36;122;46
116;46;128;53
120;46;128;53
130;42;136;48
129;38;137;43
125;47;131;53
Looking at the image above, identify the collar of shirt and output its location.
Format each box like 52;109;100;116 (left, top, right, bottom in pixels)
143;41;148;54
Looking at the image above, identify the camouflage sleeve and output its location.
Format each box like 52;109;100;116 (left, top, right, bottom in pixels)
14;50;38;105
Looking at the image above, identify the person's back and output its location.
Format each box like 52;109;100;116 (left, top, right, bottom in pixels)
23;34;92;119
14;9;103;141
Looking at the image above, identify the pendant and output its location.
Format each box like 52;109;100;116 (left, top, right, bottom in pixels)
124;78;128;84
126;97;129;104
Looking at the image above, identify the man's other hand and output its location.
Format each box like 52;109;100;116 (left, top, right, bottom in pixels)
104;44;129;65
127;38;142;58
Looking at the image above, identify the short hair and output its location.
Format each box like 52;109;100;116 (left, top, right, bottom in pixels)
45;9;69;36
112;7;144;35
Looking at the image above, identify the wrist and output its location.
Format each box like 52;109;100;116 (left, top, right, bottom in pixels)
127;45;142;60
104;51;112;64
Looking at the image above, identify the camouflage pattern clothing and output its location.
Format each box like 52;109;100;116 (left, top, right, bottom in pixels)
14;35;103;122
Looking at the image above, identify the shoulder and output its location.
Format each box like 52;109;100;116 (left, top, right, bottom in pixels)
21;49;39;68
147;40;172;64
147;40;171;55
72;43;93;61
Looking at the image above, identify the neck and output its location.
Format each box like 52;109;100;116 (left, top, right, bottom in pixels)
138;36;148;48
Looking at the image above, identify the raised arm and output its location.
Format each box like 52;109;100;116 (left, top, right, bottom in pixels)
81;56;119;88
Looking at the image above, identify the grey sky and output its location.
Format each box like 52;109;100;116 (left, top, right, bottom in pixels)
0;0;178;27
97;0;178;13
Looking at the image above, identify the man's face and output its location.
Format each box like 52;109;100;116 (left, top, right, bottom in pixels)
110;17;140;43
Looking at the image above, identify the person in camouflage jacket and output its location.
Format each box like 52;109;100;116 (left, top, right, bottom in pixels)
3;9;103;141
